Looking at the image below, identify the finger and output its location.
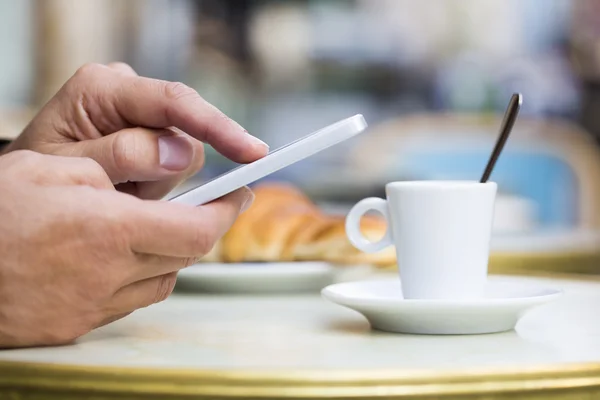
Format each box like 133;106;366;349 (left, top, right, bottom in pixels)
72;64;269;163
124;253;197;284
54;127;204;187
94;312;132;329
127;187;254;258
5;150;114;190
104;272;178;316
106;62;138;76
118;127;206;200
127;169;200;200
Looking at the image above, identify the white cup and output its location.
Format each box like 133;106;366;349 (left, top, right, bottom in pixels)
345;181;497;300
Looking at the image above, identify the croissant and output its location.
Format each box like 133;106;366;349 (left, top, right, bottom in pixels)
202;183;396;267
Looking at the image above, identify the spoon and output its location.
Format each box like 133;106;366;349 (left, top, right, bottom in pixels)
480;93;522;183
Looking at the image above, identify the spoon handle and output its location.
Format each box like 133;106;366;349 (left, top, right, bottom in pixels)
480;93;522;183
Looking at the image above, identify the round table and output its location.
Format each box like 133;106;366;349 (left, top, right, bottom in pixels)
1;272;600;399
487;230;600;275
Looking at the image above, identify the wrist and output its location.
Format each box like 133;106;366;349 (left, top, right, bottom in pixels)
0;134;29;156
0;140;12;156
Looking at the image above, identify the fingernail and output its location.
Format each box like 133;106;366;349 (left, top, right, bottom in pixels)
220;112;270;151
158;136;193;171
241;187;255;213
244;130;269;150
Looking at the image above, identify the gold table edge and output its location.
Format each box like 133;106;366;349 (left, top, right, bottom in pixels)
0;267;599;398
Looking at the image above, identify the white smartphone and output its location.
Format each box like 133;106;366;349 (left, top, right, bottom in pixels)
168;114;367;206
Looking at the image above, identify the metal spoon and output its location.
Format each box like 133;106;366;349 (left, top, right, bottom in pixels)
480;93;523;183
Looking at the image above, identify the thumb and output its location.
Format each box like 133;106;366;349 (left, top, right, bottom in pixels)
61;128;200;184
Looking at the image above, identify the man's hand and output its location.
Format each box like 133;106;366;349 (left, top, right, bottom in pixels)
0;150;253;348
3;62;268;199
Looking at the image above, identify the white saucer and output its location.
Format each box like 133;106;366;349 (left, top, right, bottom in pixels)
176;262;339;294
321;277;562;335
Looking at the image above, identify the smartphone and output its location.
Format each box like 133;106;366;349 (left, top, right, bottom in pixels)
168;114;367;206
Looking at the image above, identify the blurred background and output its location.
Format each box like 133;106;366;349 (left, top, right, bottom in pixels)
2;0;600;242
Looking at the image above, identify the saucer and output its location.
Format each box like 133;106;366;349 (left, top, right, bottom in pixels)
176;262;339;294
321;277;562;335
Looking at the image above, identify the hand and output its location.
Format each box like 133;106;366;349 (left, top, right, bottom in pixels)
0;150;253;348
3;62;268;199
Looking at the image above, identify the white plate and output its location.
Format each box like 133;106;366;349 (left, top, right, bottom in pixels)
176;262;345;294
490;229;600;254
321;277;562;335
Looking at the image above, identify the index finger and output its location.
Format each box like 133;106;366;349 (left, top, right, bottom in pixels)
73;64;269;163
124;187;253;258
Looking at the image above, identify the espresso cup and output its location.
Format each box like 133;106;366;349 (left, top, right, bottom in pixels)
346;181;497;300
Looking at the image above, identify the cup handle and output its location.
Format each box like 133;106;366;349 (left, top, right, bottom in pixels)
345;197;393;253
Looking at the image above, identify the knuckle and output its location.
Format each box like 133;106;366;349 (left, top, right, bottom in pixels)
7;149;39;163
79;156;105;175
108;61;132;70
2;150;41;175
154;273;177;304
186;223;217;256
91;274;118;299
74;62;104;79
76;260;120;301
163;81;200;102
110;131;137;172
78;157;111;188
101;210;134;252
